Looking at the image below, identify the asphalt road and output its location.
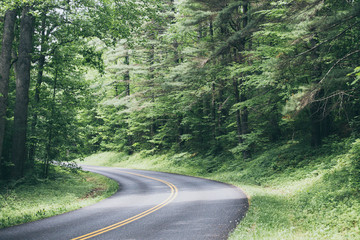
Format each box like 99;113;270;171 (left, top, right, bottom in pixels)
0;166;248;240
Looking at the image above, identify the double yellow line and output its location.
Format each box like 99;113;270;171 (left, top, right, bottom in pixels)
72;171;178;240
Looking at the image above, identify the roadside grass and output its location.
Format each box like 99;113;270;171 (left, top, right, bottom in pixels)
0;166;118;229
78;138;360;239
78;151;202;175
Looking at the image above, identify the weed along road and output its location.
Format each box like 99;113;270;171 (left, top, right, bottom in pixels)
0;166;249;240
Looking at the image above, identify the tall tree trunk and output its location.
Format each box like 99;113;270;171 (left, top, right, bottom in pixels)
211;82;217;143
149;45;156;148
233;3;251;160
0;9;17;171
309;36;323;147
44;68;57;178
124;52;130;96
177;116;184;150
310;108;322;147
124;51;133;153
209;19;215;52
241;3;251;159
29;12;47;167
233;79;243;145
11;7;34;179
28;55;45;166
208;18;217;146
240;87;251;159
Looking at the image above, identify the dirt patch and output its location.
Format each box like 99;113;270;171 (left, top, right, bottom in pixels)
81;187;106;200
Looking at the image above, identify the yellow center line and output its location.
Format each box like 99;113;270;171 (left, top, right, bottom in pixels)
71;171;178;240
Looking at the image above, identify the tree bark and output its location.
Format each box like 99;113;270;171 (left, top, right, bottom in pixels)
124;51;133;153
11;6;34;179
124;53;130;96
148;45;156;148
0;9;17;170
211;82;217;143
309;35;323;147
233;79;243;145
29;13;47;166
240;92;251;159
310;112;322;147
234;3;251;160
44;68;57;178
28;55;45;166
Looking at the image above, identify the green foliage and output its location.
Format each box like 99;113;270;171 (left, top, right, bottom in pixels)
0;0;163;179
78;0;360;168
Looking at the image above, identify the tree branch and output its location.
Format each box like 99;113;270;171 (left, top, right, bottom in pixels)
319;49;360;84
296;21;359;57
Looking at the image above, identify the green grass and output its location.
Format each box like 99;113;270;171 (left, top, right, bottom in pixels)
78;139;360;239
0;166;118;229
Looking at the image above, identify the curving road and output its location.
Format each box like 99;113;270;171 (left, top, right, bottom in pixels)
0;166;248;240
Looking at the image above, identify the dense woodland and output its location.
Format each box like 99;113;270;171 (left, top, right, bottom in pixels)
1;0;360;183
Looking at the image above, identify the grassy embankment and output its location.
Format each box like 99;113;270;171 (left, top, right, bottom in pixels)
0;166;118;229
79;138;360;240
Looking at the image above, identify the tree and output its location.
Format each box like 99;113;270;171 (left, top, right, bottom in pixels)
0;9;16;176
11;6;34;179
0;0;160;179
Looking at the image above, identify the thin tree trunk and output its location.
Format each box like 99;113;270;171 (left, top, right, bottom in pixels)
11;6;34;179
29;12;47;167
233;79;243;145
240;92;251;159
28;55;45;166
209;20;214;43
217;82;227;138
149;45;156;148
240;3;251;159
211;82;217;143
177;116;184;150
233;3;251;159
45;68;57;178
310;111;322;147
0;9;17;170
310;98;322;147
208;18;218;148
309;36;323;147
124;53;130;96
124;51;133;153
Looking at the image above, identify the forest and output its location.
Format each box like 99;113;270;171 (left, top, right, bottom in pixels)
1;0;360;179
1;0;360;238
